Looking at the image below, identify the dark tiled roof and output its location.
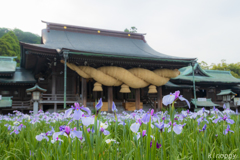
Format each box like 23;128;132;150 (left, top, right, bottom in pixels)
21;21;196;63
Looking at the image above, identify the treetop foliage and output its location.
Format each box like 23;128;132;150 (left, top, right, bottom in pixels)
0;27;41;44
124;26;137;33
0;27;41;66
199;60;240;78
0;31;20;65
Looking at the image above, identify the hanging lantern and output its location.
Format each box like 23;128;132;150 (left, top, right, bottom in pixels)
93;82;103;91
120;84;131;93
148;85;157;94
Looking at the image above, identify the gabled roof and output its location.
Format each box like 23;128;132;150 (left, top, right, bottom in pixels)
26;84;47;93
164;81;192;88
0;56;17;76
20;21;196;63
191;99;219;107
217;89;236;96
173;63;240;84
0;67;36;84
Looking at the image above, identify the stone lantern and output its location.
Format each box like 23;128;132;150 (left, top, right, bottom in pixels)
217;89;236;109
26;84;47;115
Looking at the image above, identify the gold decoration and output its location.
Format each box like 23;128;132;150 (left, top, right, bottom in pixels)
128;34;131;37
98;30;101;33
148;85;157;94
64;26;67;29
120;84;131;93
93;82;103;91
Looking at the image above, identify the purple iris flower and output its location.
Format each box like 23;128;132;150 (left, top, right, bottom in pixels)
138;119;142;126
141;113;150;124
46;127;55;136
155;123;164;132
162;91;190;108
10;130;19;135
18;124;26;131
64;103;83;120
65;126;70;136
87;128;91;133
150;141;152;148
156;143;161;149
95;98;103;111
80;106;91;116
8;125;11;131
223;104;226;109
150;109;154;116
174;91;180;100
82;116;94;127
130;122;140;133
100;128;105;132
53;126;82;140
142;130;146;137
36;133;49;141
222;115;235;124
199;124;207;132
103;130;110;135
162;92;175;106
223;115;227;121
172;124;183;134
224;125;234;135
59;125;66;131
112;102;118;112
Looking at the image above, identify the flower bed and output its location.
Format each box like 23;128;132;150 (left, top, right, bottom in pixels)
0;92;239;159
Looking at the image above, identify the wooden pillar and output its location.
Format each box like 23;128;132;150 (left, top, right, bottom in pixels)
157;86;163;111
82;77;87;107
77;76;80;94
73;74;76;94
135;88;140;110
52;66;57;112
108;86;113;112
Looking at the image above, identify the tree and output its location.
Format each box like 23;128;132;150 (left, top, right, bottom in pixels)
13;28;41;44
199;61;210;70
211;59;240;78
124;26;138;33
0;27;41;44
0;31;20;65
0;28;11;38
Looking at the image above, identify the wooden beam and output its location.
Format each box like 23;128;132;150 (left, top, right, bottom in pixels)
108;86;113;112
81;77;87;107
135;88;140;110
157;86;163;111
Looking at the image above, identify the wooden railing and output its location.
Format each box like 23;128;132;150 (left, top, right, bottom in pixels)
40;94;80;103
12;101;32;109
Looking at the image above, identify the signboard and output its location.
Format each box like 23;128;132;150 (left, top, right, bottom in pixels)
198;98;206;101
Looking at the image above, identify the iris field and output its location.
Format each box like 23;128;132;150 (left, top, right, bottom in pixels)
0;91;239;159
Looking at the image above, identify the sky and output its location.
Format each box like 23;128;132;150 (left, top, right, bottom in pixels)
1;0;240;65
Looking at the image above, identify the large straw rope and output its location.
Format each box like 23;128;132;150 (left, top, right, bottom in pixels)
60;60;179;88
